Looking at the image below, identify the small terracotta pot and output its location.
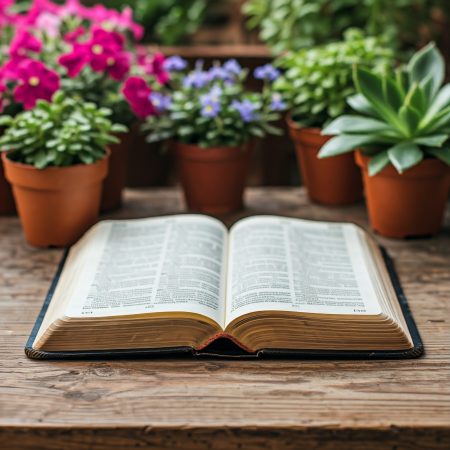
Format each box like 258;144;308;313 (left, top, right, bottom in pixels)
101;132;131;212
174;141;253;214
287;118;363;205
356;151;450;238
0;158;16;215
126;123;173;187
2;152;109;247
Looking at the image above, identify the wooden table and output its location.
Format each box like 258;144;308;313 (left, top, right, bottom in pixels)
1;188;449;450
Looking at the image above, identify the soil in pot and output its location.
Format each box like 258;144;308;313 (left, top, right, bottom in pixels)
101;131;132;212
287;119;363;205
0;159;16;215
356;151;450;238
2;152;109;247
126;124;173;187
175;141;253;214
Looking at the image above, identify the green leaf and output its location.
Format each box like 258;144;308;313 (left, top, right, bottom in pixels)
318;134;383;158
353;67;406;133
407;43;445;99
347;94;380;118
426;147;450;165
322;115;391;135
387;142;424;173
368;150;390;176
399;104;421;135
413;134;448;147
404;83;427;114
421;84;450;127
382;73;403;111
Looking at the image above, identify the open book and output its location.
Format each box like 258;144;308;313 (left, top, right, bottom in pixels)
26;215;423;359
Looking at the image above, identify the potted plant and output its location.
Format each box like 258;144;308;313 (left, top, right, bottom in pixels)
143;59;286;214
0;92;126;247
274;29;393;205
319;43;450;238
0;0;148;212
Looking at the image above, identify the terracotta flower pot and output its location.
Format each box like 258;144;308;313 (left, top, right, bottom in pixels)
126;123;173;187
287;118;363;205
0;159;16;215
356;151;450;238
101;132;132;212
2;152;109;248
174;141;253;214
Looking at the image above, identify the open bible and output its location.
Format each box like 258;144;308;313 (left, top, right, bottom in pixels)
26;215;423;359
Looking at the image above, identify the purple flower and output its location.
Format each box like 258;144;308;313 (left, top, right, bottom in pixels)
200;88;222;118
208;85;222;101
232;99;258;122
254;64;280;81
223;59;241;75
183;70;209;89
270;93;286;111
207;66;229;81
149;91;171;112
163;55;187;72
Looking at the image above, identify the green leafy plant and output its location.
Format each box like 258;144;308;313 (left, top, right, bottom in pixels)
0;92;127;168
318;43;450;175
274;29;393;128
243;0;444;54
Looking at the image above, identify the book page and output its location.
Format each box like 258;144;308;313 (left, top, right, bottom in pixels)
65;215;227;328
226;216;382;325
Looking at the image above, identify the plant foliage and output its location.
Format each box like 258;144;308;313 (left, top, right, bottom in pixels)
243;0;446;54
319;43;450;175
274;29;393;128
0;92;127;168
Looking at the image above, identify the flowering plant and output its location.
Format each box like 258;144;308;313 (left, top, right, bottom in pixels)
0;91;127;168
0;0;165;125
143;58;287;147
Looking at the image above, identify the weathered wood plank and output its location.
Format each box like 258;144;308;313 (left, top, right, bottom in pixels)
0;187;449;449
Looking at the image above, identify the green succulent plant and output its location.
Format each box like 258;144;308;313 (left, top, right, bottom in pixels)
274;29;393;128
0;92;127;169
319;43;450;175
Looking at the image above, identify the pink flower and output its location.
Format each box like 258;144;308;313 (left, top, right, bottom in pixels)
137;50;170;85
84;5;143;41
13;59;60;109
0;82;6;113
35;12;61;37
122;76;155;118
147;53;169;85
63;26;85;43
59;27;130;80
9;30;42;58
57;0;90;19
0;0;15;28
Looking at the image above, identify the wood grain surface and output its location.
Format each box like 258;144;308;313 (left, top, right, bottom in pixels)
0;188;449;450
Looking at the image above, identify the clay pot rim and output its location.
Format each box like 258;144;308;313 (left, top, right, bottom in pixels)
1;148;110;173
173;139;254;152
355;150;450;179
286;115;322;135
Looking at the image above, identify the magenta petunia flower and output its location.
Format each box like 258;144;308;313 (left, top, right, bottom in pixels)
122;76;155;119
13;59;60;110
146;53;169;85
59;27;130;80
9;30;42;58
84;4;143;41
63;26;85;43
